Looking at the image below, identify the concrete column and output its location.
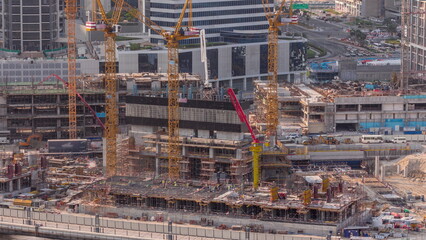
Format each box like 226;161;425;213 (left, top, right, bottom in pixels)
17;178;21;190
9;181;13;192
236;149;242;160
403;166;408;177
374;156;380;178
209;148;214;158
380;165;385;181
182;146;187;156
155;143;161;154
57;119;61;138
102;138;106;169
243;78;247;91
397;164;400;174
155;158;160;178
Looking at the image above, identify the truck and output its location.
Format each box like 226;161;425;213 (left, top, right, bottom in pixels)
47;139;88;153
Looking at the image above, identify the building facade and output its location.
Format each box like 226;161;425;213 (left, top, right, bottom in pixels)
0;58;99;84
300;94;426;134
144;0;271;43
335;0;362;16
0;77;128;140
125;94;253;181
118;38;307;90
335;0;384;18
404;0;426;74
0;0;62;51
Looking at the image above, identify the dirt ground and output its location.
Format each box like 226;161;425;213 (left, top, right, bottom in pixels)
385;175;426;197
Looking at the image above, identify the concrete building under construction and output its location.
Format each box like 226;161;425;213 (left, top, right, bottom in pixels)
254;81;426;135
0;73;201;141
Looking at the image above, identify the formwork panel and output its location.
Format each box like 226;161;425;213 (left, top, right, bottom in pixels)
123;221;131;230
115;220;123;229
131;222;139;230
58;214;66;223
180;226;189;235
39;213;47;221
84;217;92;225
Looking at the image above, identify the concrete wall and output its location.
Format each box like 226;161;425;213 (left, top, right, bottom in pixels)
361;0;385;18
119;54;139;74
79;205;338;237
0;208;333;240
191;48;204;78
246;44;260;76
218;47;232;79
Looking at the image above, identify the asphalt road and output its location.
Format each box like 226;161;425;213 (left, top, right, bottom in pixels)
288;17;350;60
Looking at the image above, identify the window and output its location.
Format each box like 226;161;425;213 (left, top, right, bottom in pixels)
179;52;192;73
207;49;218;79
23;7;39;14
260;44;268;74
138;54;158;73
290;42;307;71
232;46;246;77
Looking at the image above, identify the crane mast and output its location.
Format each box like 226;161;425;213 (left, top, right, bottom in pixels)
262;0;294;143
116;0;196;180
167;41;181;179
65;0;77;139
104;33;119;177
91;0;124;177
110;0;197;179
266;25;279;142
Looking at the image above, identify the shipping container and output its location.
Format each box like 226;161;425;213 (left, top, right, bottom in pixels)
48;139;88;153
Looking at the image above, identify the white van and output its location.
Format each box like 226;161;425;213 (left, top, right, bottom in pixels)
361;135;384;144
392;137;407;144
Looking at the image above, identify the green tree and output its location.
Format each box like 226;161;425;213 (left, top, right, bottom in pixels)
129;43;140;51
349;29;367;45
384;18;398;36
123;9;138;22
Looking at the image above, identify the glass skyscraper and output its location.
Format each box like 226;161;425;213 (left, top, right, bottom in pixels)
145;0;272;43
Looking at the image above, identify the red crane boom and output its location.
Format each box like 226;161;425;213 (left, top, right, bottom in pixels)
227;88;259;143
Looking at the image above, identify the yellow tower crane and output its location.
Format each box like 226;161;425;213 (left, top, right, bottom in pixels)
87;0;125;177
65;0;77;139
262;0;295;143
114;0;198;180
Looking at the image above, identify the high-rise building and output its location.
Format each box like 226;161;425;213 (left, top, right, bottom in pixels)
143;0;272;43
402;0;426;75
335;0;384;18
0;0;62;51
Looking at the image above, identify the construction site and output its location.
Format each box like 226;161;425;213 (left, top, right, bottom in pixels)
0;0;425;239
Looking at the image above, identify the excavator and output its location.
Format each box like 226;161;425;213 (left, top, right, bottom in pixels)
19;134;43;148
